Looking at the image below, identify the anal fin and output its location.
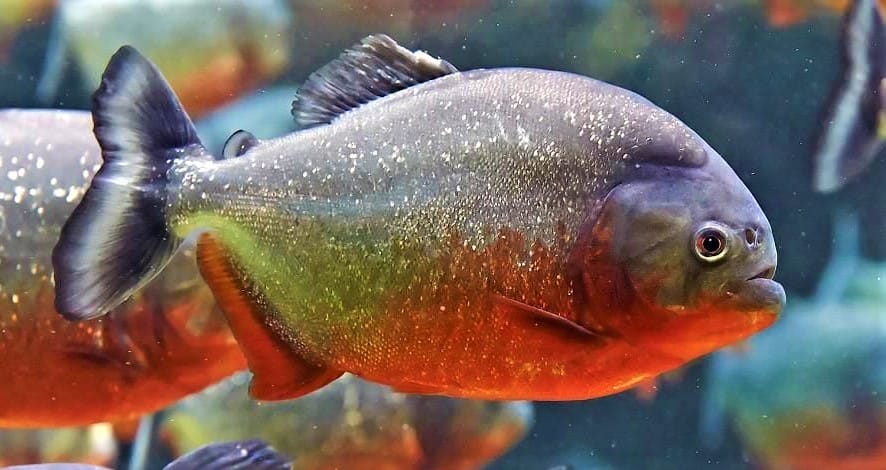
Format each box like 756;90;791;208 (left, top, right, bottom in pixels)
196;233;343;401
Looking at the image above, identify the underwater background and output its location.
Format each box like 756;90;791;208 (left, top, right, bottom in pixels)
1;1;883;469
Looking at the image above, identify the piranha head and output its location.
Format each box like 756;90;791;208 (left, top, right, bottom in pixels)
578;140;785;362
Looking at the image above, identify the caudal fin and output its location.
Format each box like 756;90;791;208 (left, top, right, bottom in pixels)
52;46;205;320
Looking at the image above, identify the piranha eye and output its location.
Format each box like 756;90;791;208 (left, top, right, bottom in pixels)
693;225;728;262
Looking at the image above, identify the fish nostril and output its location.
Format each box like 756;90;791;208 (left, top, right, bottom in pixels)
744;228;757;247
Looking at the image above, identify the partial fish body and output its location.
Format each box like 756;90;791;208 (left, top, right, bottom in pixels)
701;299;886;469
0;110;245;427
37;0;293;116
0;425;116;467
4;440;289;470
765;0;886;27
0;0;54;61
409;393;533;470
53;35;785;401
812;0;886;192
163;373;532;470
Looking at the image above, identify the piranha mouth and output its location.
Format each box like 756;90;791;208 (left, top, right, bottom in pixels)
747;265;776;281
723;264;785;315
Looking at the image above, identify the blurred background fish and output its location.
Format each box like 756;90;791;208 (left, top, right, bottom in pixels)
626;0;886;41
4;439;291;470
0;425;116;467
762;0;886;27
34;0;294;117
161;373;534;470
811;0;885;193
194;86;297;156
0;109;246;428
0;0;55;62
701;213;886;470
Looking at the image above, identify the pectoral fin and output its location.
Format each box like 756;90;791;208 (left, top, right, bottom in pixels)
58;315;148;380
491;294;605;345
388;380;448;395
196;233;343;401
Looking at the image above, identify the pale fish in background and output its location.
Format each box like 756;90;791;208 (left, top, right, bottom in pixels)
702;298;886;469
162;373;534;470
37;0;293;117
811;0;886;193
701;213;886;470
0;424;116;467
636;0;883;41
763;0;886;27
0;109;246;428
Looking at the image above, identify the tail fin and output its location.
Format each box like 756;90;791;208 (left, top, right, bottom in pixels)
52;46;205;320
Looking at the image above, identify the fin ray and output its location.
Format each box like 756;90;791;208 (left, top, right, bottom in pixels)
292;34;458;127
164;440;289;470
388;381;448;395
52;46;206;320
492;294;604;343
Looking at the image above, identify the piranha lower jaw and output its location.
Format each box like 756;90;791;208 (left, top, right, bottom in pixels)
722;263;784;315
653;262;783;360
593;268;783;362
626;302;780;363
657;267;784;360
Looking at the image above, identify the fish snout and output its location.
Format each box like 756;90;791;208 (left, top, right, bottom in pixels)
726;223;784;316
743;225;764;250
745;222;778;278
738;219;776;263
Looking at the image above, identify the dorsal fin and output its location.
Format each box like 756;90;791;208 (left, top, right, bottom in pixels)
222;130;258;159
291;34;458;128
